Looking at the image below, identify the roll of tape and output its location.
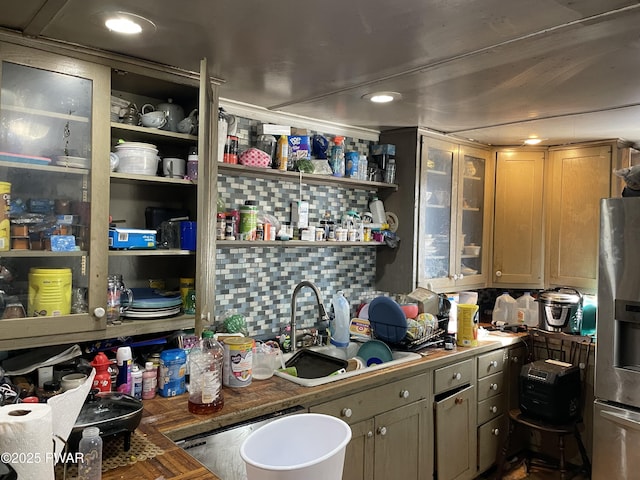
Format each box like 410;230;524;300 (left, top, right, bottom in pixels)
385;211;399;232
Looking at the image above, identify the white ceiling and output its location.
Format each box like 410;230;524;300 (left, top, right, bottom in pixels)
4;0;640;146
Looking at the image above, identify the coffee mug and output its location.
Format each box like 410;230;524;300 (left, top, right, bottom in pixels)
162;157;186;178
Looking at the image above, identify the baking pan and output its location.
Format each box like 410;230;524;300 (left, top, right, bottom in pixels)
284;349;348;379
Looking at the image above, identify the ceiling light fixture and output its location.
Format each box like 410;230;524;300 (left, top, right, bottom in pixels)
103;12;155;34
524;137;542;145
362;92;402;104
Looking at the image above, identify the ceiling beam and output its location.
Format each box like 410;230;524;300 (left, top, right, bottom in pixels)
23;0;69;37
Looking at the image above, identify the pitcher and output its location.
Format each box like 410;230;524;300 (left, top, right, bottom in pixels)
107;274;133;323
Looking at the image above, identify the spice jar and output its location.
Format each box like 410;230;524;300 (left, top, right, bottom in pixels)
225;214;236;240
216;213;226;240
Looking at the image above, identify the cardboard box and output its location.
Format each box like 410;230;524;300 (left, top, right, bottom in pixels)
257;124;291;136
288;135;311;160
108;228;157;249
407;287;440;315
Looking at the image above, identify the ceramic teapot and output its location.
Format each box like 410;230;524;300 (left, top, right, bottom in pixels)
177;109;198;135
156;98;184;132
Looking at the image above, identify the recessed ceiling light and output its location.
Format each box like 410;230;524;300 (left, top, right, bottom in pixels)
103;12;156;35
362;92;402;103
524;137;542;145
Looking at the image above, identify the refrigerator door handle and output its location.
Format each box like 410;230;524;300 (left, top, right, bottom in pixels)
601;409;640;431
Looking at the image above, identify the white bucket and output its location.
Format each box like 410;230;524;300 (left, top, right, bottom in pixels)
240;413;352;480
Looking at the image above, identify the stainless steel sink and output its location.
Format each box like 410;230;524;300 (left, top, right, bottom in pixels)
273;342;422;387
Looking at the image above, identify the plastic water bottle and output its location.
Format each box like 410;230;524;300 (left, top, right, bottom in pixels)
188;331;224;414
78;426;102;480
331;291;351;348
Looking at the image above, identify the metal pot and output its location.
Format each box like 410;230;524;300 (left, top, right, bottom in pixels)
536;287;582;333
69;390;143;451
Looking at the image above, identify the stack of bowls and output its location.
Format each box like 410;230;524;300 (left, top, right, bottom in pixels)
114;142;159;176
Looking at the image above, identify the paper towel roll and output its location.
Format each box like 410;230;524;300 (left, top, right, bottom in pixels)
0;403;54;479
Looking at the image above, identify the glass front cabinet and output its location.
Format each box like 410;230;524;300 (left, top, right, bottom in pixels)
0;40;216;350
417;137;492;291
0;43;110;349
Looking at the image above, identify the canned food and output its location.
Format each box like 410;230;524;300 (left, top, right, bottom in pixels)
222;337;254;387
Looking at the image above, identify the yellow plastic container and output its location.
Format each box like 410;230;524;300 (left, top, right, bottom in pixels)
457;303;480;347
28;268;72;316
0;182;10;251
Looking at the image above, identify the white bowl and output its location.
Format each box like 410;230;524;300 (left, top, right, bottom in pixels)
115;146;159;175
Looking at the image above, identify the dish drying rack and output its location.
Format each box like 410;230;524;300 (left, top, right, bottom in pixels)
371;317;449;352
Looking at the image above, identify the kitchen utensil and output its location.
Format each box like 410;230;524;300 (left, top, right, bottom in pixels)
70;390;143;451
156;98;185;132
284;349;348;379
536;287;582;333
114;142;159;175
162;157;186;178
367;296;408;344
357;339;393;366
140;110;167;128
177;109;198;134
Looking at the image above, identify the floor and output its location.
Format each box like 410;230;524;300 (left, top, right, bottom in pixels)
480;457;590;480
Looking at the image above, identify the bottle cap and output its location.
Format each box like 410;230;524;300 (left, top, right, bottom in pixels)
145;361;154;370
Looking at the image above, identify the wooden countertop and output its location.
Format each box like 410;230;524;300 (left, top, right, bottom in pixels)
100;334;525;480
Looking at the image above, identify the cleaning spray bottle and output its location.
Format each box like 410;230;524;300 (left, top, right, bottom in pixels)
329;136;345;177
331;291;351;348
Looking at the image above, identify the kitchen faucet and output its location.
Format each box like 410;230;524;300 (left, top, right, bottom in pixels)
290;281;329;352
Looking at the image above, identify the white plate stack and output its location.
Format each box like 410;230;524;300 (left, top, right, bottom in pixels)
114;142;159;175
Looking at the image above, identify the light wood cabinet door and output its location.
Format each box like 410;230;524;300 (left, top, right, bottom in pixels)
546;145;612;293
492;150;545;288
435;384;476;480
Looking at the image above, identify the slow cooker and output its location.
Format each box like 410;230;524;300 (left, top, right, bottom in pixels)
536;287;582;333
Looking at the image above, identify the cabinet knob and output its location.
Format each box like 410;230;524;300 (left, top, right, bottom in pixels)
459;273;464;279
377;426;387;436
492;428;500;436
341;408;352;418
453;372;462;381
93;307;106;318
367;431;373;438
490;383;498;391
490;405;498;413
495;270;503;277
400;390;410;399
511;356;519;363
455;397;464;405
490;360;498;368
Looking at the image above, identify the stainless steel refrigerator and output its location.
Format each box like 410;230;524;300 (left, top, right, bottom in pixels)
594;197;640;478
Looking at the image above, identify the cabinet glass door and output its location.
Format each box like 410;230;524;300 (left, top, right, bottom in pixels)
0;46;110;347
458;152;486;279
418;139;456;284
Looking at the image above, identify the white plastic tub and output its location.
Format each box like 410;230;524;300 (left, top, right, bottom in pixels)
240;413;351;480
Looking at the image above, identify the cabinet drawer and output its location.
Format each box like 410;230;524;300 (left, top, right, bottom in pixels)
477;372;505;401
477;393;504;425
477;349;506;378
477;414;507;473
434;359;473;395
310;373;429;424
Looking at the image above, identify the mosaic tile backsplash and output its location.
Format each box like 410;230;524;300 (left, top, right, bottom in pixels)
215;116;384;339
